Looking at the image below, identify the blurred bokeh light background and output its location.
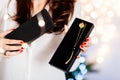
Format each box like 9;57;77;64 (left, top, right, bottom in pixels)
78;0;120;80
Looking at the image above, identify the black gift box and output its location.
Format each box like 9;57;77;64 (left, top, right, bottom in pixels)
49;18;94;72
5;9;55;42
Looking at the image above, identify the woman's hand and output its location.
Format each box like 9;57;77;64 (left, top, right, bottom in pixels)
79;38;90;52
76;37;90;58
0;29;24;58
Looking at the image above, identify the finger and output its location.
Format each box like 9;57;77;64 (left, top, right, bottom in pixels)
4;45;22;51
82;41;91;47
5;51;20;56
6;47;24;56
4;39;23;45
82;41;87;46
85;37;90;42
80;45;87;52
0;48;24;58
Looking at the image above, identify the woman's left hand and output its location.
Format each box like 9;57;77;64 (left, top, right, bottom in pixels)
76;37;90;58
79;37;90;52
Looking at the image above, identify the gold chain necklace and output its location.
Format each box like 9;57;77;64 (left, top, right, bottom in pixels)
65;22;87;64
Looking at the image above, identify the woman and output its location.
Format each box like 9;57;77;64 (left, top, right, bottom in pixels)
0;0;89;80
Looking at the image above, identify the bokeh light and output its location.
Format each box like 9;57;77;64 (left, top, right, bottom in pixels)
79;0;118;65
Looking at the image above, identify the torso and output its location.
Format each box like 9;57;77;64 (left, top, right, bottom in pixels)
0;0;81;80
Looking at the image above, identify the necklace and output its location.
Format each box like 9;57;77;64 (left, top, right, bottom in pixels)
65;22;86;64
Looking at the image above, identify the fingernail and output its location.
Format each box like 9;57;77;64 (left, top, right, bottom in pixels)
19;48;24;53
86;38;90;41
82;42;87;45
21;47;24;49
80;45;84;49
20;41;24;44
19;49;23;53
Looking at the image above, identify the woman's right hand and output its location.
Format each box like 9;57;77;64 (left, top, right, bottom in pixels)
0;29;24;58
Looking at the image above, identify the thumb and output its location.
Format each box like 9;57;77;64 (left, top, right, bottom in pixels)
0;29;15;38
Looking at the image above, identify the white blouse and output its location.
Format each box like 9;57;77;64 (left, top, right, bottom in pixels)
0;0;81;80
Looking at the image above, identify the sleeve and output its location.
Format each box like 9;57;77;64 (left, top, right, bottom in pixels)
0;0;9;32
0;0;18;32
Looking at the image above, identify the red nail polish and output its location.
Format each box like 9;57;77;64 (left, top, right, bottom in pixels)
82;42;87;45
20;41;24;44
86;38;90;41
19;49;23;53
21;47;24;49
80;45;84;49
19;48;24;53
